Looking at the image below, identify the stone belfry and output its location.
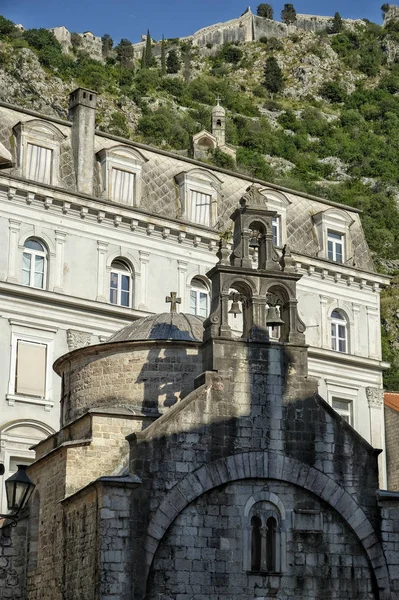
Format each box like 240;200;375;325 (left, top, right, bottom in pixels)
203;184;307;378
211;99;226;147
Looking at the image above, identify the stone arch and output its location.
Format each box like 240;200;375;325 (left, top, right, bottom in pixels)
144;452;390;599
243;490;286;520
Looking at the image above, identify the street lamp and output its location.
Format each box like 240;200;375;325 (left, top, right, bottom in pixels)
0;465;35;526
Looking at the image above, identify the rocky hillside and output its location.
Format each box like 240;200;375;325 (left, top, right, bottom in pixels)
1;10;399;386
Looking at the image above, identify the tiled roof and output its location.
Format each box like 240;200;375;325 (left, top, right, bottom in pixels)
385;392;399;412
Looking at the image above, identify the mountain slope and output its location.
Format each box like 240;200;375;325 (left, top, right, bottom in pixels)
1;13;399;386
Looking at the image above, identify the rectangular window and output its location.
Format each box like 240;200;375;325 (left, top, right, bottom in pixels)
272;216;280;247
15;340;47;398
110;271;130;307
332;398;352;425
331;322;347;353
189;190;211;227
26;143;52;185
190;290;208;318
112;168;135;204
327;231;344;263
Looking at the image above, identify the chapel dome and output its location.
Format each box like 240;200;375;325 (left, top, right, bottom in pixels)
212;102;226;115
107;312;204;343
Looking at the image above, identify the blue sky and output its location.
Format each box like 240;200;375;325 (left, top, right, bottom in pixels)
0;1;385;44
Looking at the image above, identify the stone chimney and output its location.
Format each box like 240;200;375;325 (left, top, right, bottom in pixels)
68;87;97;195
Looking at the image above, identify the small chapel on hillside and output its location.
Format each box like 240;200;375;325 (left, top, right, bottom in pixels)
192;100;236;162
3;187;399;600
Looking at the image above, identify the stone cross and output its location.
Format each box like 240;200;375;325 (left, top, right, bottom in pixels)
166;292;181;313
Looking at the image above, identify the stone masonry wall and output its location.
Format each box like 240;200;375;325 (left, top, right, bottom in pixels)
385;406;399;491
128;341;382;599
147;480;376;600
0;517;27;600
60;343;201;425
26;450;68;600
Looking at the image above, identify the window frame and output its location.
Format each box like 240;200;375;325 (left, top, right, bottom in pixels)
175;169;222;228
243;492;287;576
330;309;348;353
22;238;47;290
332;397;353;425
272;216;280;247
313;208;354;264
327;230;344;263
109;260;133;308
189;278;210;318
97;145;147;207
13;119;65;186
6;323;56;410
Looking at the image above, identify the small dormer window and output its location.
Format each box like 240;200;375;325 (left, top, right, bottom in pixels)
97;145;147;207
313;208;354;264
175;168;223;228
14;119;65;186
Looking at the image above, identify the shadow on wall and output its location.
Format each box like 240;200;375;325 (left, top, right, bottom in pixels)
124;340;382;600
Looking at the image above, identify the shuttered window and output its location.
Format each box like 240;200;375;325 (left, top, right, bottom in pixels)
189;190;211;226
112;168;135;204
15;341;47;398
26;143;52;184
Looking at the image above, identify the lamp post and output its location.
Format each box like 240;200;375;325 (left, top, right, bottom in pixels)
0;464;35;527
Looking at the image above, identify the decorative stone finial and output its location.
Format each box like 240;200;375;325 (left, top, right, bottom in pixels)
217;239;231;265
279;245;295;272
166;292;181;313
240;184;267;208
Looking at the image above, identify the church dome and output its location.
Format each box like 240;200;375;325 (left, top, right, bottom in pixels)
107;312;204;343
212;102;226;115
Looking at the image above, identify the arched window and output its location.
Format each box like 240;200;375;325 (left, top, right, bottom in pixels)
251;515;262;571
331;309;348;353
266;516;277;571
22;238;47;289
244;494;285;575
189;278;209;318
109;259;132;307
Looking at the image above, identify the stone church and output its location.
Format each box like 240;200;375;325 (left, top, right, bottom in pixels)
2;189;399;600
0;87;397;598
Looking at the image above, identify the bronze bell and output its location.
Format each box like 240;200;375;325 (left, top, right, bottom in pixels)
249;233;260;249
266;306;285;327
229;299;242;318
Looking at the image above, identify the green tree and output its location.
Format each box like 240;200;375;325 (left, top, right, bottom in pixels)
219;43;243;64
281;3;297;25
264;56;284;96
0;15;17;36
70;32;82;50
381;3;390;16
101;33;113;58
144;29;156;68
330;12;343;33
115;38;134;69
257;4;274;19
23;28;62;51
161;35;166;76
182;44;192;82
166;49;181;74
319;81;346;103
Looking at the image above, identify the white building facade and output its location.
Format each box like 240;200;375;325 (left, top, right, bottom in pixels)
0;89;389;509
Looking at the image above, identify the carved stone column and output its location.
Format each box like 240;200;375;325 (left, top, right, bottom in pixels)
366;387;387;488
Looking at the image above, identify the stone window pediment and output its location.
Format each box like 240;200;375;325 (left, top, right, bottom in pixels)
175;168;223;228
14;119;65;186
97;145;147;207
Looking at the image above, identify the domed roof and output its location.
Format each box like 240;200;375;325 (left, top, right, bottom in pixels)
212;102;225;115
107;312;204;343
